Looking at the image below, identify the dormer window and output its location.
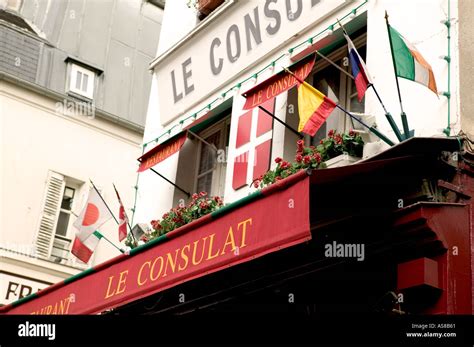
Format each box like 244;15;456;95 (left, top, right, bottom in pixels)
68;63;95;99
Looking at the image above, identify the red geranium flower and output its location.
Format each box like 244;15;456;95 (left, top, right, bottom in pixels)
349;129;356;137
275;176;282;181
314;153;322;163
303;155;311;164
192;193;199;200
328;129;335;138
296;139;304;151
199;201;209;209
274;157;282;163
253;180;260;188
295;154;303;163
199;191;207;197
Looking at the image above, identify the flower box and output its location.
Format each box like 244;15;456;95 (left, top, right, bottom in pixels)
350;113;376;131
197;0;225;16
324;154;361;168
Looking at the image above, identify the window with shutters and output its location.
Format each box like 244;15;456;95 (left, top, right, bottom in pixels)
35;171;84;265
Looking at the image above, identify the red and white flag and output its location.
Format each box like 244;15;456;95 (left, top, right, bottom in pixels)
71;231;103;263
113;184;129;242
73;187;112;241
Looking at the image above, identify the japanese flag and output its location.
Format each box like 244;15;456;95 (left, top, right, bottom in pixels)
73;188;112;241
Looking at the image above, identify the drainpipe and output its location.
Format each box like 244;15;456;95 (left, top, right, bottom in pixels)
442;0;452;136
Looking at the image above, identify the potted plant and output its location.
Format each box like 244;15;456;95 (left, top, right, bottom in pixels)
187;0;225;19
254;139;326;189
317;129;364;168
254;130;364;189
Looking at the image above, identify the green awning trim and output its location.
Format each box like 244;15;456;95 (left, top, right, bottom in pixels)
11;292;38;307
211;190;263;219
188;98;232;134
129;234;168;256
64;267;95;284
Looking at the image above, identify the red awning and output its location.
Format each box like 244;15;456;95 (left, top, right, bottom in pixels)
2;171;311;314
137;131;187;172
241;53;315;110
137;108;229;173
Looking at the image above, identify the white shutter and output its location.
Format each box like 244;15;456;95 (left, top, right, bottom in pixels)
35;171;65;259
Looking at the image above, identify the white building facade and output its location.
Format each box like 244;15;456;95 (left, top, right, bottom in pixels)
0;0;163;306
0;75;142;304
135;0;461;226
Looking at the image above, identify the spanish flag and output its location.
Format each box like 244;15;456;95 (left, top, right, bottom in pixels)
298;81;337;136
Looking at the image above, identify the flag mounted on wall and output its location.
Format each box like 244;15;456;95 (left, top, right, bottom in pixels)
387;25;438;95
71;231;103;263
73;187;112;240
72;187;112;263
343;32;372;102
297;81;337;136
113;184;129;242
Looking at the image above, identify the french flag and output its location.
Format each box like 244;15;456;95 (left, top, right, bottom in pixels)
344;33;372;102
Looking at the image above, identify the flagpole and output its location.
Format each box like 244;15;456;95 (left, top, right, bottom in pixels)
97;231;125;254
334;104;394;146
257;105;303;138
370;85;404;142
149;168;191;197
283;67;394;146
385;11;411;140
88;179;126;252
113;183;136;243
336;18;403;142
314;49;354;80
89;179;120;225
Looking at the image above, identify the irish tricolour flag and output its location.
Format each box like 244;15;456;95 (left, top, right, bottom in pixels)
388;25;438;95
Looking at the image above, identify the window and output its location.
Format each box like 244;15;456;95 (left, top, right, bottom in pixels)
35;171;84;266
307;34;367;146
68;63;95;99
194;117;231;197
55;187;75;237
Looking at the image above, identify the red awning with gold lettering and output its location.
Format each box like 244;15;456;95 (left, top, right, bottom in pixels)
241;53;315;110
137;107;229;173
1;171;311;315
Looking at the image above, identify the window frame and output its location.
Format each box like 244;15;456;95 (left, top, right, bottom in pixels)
193;116;231;197
67;63;96;99
50;178;85;265
305;33;367;144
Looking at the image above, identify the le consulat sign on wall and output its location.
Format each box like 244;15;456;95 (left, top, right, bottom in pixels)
155;0;353;125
